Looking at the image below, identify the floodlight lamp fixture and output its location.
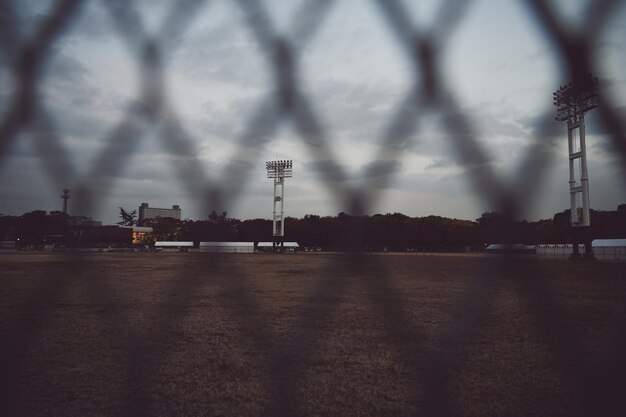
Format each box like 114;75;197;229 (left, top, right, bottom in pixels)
266;160;293;178
553;74;599;124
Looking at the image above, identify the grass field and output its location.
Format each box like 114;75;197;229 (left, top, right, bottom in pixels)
1;253;625;417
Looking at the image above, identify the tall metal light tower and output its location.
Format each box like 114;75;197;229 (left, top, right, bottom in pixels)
61;189;70;214
553;74;599;259
266;160;293;250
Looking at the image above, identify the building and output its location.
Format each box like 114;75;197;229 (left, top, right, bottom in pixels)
138;203;181;222
70;216;102;227
199;242;254;253
0;241;17;252
120;226;154;245
132;226;153;245
70;225;132;247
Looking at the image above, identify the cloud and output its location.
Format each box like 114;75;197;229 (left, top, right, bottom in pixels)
426;157;455;169
170;12;269;86
2;0;626;224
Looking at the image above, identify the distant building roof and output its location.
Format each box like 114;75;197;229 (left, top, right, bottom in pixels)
119;226;154;233
155;241;194;247
257;242;299;248
592;239;626;247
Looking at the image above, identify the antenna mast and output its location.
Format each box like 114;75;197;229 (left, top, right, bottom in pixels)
61;189;70;214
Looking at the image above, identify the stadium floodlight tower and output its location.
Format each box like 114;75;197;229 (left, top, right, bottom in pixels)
266;160;293;250
553;74;599;260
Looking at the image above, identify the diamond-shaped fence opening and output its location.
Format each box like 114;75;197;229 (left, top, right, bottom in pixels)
1;0;626;416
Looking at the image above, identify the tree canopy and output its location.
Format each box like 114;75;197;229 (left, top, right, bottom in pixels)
2;204;625;249
117;207;137;226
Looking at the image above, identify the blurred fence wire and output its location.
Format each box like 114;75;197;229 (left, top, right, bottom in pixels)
1;0;626;416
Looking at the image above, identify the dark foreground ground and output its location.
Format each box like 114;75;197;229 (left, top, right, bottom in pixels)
0;253;625;417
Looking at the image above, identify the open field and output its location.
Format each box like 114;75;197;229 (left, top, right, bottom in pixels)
1;253;625;417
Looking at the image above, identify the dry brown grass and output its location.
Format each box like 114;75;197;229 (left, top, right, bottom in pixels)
1;253;625;416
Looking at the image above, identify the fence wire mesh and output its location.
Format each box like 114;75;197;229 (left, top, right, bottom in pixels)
1;0;626;416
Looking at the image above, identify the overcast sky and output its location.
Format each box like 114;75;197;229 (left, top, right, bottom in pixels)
1;0;625;224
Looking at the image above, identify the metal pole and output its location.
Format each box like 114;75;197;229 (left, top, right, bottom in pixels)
578;120;594;259
579;121;590;226
567;129;577;224
567;128;580;259
61;189;70;214
280;175;285;250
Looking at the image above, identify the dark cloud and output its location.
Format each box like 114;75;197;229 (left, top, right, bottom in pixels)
360;159;401;178
48;51;90;79
597;40;625;53
518;110;562;138
586;106;626;136
172;18;269;86
2;0;55;38
304;159;346;182
58;2;113;43
194;97;261;140
304;79;406;143
516;105;626;162
355;159;403;190
590;135;616;155
0;143;64;215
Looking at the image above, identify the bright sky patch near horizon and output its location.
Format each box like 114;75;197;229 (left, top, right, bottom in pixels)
1;0;625;224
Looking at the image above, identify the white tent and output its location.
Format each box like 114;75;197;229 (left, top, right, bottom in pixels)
257;242;299;248
154;241;194;252
485;244;535;253
199;242;254;253
154;241;194;247
536;240;626;260
256;242;300;251
536;243;583;258
592;239;626;260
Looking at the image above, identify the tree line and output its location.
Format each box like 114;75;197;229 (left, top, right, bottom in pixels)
2;204;625;250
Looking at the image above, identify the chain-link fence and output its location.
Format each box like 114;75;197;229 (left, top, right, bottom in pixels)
1;0;626;416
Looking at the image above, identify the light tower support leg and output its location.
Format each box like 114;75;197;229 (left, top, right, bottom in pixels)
567;121;594;260
272;177;285;250
578;122;594;259
568;127;580;259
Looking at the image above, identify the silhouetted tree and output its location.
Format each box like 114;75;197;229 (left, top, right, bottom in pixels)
145;217;181;241
208;210;228;223
117;207;137;226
